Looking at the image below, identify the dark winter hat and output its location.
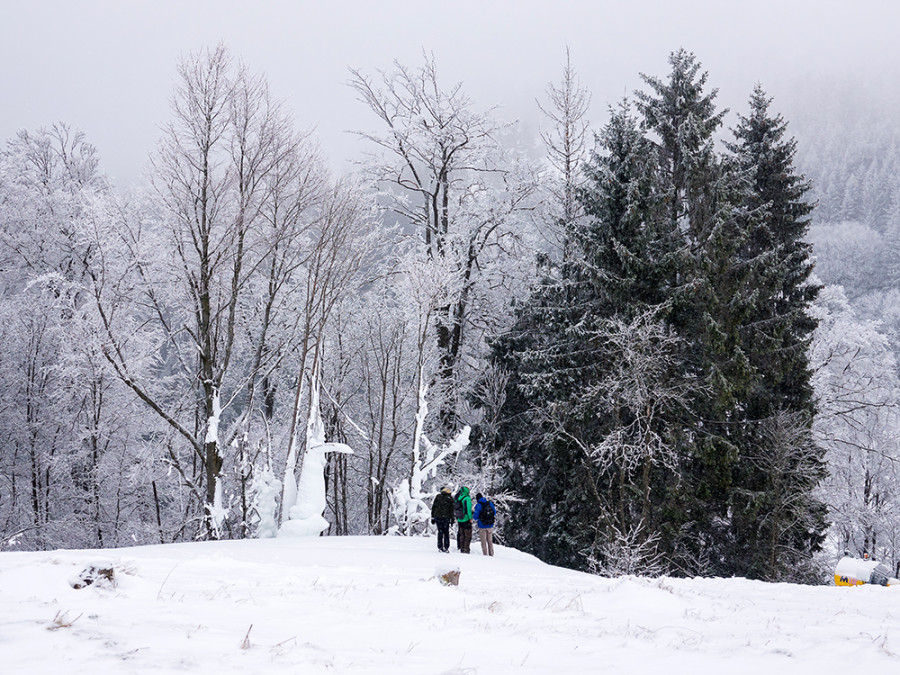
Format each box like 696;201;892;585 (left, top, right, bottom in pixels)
475;492;484;501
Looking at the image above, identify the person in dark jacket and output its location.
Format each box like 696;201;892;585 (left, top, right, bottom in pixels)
430;486;454;553
472;492;495;556
455;486;473;553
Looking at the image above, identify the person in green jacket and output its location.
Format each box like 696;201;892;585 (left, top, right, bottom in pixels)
454;486;473;553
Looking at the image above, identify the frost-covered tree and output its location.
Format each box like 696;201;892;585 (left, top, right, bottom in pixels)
489;102;685;570
278;178;376;528
344;288;419;535
726;86;826;579
350;54;537;428
537;47;591;261
746;410;826;581
90;45;334;539
383;250;472;534
0;125;154;550
812;286;900;570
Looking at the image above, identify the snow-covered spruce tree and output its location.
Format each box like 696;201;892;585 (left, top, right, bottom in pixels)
634;49;763;575
726;86;826;581
487;278;591;569
487;102;685;571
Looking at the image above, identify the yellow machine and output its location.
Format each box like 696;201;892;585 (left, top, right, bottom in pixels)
834;555;898;587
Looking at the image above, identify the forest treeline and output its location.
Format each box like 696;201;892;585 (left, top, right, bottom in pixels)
1;45;898;583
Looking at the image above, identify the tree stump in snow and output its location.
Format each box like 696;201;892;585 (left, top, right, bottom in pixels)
70;564;115;589
437;568;461;586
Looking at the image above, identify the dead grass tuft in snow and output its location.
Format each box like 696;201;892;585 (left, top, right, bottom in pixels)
47;610;82;630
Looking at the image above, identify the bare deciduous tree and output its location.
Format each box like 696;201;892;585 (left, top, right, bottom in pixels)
811;286;900;570
93;44;325;539
537;47;590;261
746;410;824;581
280;179;376;526
350;54;536;428
542;309;692;556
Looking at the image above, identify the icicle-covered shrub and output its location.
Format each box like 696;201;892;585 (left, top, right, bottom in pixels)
250;465;282;539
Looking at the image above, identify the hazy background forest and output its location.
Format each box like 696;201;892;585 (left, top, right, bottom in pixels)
2;1;900;583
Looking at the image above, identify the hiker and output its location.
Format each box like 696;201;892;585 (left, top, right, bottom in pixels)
454;486;473;553
430;486;454;553
473;492;496;556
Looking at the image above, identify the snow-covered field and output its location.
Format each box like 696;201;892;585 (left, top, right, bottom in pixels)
1;536;898;674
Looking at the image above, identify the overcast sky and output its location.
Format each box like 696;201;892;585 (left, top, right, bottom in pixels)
2;0;898;188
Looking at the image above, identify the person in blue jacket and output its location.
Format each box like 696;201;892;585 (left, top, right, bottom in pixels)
472;492;495;556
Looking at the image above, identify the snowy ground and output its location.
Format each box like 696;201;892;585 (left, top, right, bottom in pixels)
1;536;898;674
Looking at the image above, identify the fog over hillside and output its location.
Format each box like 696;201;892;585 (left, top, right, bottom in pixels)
2;1;898;187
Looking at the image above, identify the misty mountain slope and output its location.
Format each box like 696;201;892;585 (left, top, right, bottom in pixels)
1;536;897;674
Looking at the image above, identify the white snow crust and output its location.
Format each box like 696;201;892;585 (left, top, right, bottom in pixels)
1;536;899;673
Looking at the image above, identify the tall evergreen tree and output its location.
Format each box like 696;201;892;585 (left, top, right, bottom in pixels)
488;54;824;581
635;49;725;242
489;103;684;571
578;101;683;315
727;85;826;580
636;49;755;574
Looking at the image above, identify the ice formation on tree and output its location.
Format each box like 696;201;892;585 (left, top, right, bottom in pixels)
279;379;352;537
250;463;282;539
205;388;228;536
390;380;470;534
